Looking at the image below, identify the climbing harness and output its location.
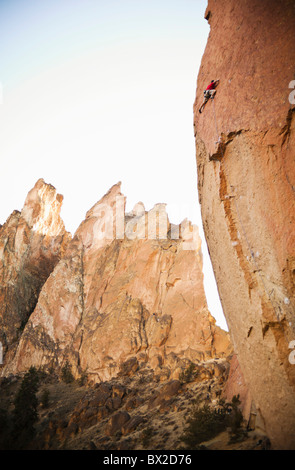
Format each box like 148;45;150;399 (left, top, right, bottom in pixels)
210;99;286;326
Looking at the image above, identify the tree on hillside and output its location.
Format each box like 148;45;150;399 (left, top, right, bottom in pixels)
12;366;40;448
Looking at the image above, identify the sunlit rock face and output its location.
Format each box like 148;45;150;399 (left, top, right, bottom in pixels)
0;179;71;365
3;182;232;382
193;0;295;449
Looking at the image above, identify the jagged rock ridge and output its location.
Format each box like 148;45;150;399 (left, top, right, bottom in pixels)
0;179;71;366
1;181;232;386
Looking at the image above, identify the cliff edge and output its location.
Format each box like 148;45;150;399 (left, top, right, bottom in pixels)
193;0;295;449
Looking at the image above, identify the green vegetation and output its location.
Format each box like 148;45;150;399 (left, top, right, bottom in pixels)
179;363;197;384
141;427;154;448
61;360;74;383
12;366;40;447
180;395;244;449
40;388;50;408
226;395;245;443
78;370;88;386
0;408;8;433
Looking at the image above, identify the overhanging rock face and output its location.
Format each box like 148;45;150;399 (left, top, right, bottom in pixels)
194;0;295;449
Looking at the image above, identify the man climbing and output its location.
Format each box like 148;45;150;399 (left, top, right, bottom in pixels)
199;79;220;113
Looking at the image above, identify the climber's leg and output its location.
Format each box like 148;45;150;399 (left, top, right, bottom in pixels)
199;96;209;113
210;90;216;100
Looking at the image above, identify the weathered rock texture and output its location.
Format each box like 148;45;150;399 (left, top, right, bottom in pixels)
0;179;71;366
193;0;295;449
2;182;231;383
2;357;267;451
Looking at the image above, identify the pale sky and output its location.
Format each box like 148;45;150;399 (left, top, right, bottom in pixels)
0;0;228;330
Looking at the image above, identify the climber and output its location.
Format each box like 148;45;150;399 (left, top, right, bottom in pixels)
199;79;220;114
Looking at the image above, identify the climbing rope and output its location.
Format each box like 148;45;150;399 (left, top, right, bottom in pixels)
210;98;285;325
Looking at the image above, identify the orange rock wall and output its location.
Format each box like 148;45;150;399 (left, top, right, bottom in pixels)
194;0;295;449
0;179;71;365
2;183;232;383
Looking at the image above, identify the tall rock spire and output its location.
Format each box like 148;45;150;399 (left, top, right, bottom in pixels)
0;178;71;366
2;182;231;382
